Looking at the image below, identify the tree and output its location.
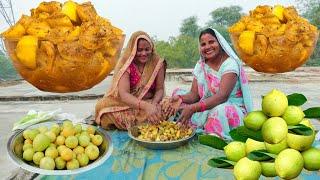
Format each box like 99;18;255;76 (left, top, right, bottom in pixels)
0;52;19;80
296;0;320;66
207;6;243;27
179;16;200;38
155;35;199;68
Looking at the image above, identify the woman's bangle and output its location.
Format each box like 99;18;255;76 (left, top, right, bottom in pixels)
199;100;206;112
138;100;142;110
191;104;198;113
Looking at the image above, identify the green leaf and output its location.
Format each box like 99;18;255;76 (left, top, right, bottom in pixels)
208;157;235;168
247;150;277;161
288;124;313;136
198;134;228;150
304;107;320;118
229;126;263;142
287;93;307;106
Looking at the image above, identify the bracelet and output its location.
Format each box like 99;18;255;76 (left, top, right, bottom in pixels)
138;100;142;110
199;100;206;112
191;104;197;113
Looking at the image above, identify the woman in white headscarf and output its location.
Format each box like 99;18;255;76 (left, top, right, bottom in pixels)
171;28;253;139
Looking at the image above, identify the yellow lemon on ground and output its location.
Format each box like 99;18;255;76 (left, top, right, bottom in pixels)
275;149;304;179
261;161;277;177
224;141;246;162
262;117;287;144
234;157;261;180
282;106;305;125
302;147;320;171
262;89;288;117
244;111;268;131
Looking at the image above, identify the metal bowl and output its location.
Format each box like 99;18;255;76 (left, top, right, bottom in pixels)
7;121;113;175
128;125;196;150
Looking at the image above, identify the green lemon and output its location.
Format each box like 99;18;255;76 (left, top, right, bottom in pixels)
234;157;261;180
224;141;246;162
33;133;51;152
262;89;288;117
275;149;304;179
261;161;277;177
302;147;320;171
244;111;268;131
39;157;55;170
262;117;287;144
282;106;305;125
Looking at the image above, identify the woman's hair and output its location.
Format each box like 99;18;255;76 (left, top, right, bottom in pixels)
199;28;217;41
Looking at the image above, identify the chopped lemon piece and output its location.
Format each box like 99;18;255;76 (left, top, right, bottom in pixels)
238;31;255;55
1;23;25;38
16;35;38;69
61;0;79;22
272;5;285;21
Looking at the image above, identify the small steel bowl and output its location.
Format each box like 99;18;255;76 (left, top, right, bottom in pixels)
128;125;196;150
7;121;113;175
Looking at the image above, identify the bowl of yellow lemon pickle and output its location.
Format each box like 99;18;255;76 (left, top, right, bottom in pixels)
228;5;318;73
128;121;196;150
7;120;113;175
1;1;124;92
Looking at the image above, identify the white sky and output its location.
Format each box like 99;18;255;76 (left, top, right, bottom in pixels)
1;0;297;41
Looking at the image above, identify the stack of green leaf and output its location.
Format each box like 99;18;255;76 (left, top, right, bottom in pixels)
199;89;320;180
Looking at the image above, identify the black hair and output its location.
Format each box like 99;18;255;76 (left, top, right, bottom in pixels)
199;28;217;41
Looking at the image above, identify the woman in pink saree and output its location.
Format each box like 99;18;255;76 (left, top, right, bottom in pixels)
95;31;168;130
172;28;253;139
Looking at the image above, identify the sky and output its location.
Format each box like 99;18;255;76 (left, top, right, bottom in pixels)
0;0;298;41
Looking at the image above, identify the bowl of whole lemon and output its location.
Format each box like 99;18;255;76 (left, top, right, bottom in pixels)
7;120;113;175
1;1;124;92
228;5;319;73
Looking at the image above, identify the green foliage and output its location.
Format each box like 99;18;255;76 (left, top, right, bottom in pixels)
297;0;320;66
0;51;19;80
179;16;200;38
206;6;243;27
155;35;199;68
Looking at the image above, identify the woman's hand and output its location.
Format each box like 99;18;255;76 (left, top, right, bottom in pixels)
144;102;162;124
178;104;196;125
160;96;182;118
